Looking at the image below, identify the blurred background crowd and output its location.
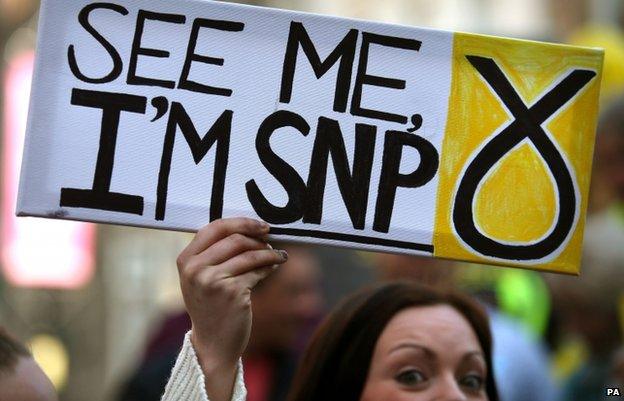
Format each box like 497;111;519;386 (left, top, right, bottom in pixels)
1;0;623;400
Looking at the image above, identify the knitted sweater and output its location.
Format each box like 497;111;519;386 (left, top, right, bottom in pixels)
161;331;247;401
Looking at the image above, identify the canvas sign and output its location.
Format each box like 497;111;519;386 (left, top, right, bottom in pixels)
17;0;604;273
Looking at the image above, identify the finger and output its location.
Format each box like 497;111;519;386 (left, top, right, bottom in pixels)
217;248;288;277
183;218;269;259
234;265;279;290
198;233;269;265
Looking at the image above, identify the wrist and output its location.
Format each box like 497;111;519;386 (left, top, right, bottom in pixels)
190;329;239;374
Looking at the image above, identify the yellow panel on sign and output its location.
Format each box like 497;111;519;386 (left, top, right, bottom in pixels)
434;33;603;274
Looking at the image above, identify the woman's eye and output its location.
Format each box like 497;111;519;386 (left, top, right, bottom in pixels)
395;369;426;386
460;374;485;390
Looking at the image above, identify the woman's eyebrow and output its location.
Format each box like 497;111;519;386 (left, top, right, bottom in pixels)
461;351;486;364
387;343;435;358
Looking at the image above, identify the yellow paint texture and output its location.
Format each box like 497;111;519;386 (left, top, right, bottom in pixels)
433;33;603;274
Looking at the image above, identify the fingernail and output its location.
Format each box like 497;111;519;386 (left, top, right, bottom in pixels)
276;249;288;261
258;220;270;232
271;264;279;270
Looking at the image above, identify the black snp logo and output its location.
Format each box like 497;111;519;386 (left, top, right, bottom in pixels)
452;55;596;263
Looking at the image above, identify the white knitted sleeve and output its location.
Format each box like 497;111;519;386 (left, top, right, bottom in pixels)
161;331;247;401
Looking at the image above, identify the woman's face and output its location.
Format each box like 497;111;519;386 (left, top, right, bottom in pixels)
360;305;489;401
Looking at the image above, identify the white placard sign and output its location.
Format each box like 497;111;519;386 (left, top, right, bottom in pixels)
17;0;603;273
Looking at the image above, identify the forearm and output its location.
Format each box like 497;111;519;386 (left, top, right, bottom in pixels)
190;330;239;401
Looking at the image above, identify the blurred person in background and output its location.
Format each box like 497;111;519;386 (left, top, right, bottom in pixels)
119;241;322;401
374;253;455;291
376;254;559;401
0;327;57;401
547;252;623;401
543;95;624;401
162;217;498;400
586;96;624;241
550;93;624;392
238;243;323;401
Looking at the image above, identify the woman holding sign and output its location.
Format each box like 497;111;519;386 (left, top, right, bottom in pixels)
162;218;498;401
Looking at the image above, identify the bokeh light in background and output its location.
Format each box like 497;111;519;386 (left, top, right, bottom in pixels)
568;25;624;104
2;49;95;289
29;333;70;391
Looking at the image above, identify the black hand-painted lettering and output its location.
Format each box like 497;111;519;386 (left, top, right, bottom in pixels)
156;103;232;221
373;130;438;233
60;88;146;214
67;3;128;84
351;32;421;124
127;10;186;89
151;96;169;122
246;110;310;224
279;22;358;113
178;18;244;96
407;113;422;132
453;56;596;260
304;117;376;230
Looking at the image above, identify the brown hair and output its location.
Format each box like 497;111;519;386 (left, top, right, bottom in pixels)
287;282;498;401
0;327;31;374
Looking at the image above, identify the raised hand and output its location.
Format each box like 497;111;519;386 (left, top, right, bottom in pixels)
176;218;288;401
